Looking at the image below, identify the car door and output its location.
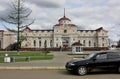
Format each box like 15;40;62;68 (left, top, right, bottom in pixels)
92;53;108;69
107;52;120;68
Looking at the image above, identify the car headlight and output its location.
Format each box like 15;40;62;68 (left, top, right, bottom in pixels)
69;63;75;66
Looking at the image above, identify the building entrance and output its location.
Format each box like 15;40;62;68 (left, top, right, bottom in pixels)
62;37;69;47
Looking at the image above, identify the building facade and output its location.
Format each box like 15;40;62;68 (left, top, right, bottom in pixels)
0;30;14;49
20;14;109;50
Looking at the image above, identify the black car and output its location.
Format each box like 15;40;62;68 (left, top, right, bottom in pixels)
65;51;120;75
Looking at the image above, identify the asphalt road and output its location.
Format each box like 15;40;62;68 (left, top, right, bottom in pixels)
0;70;120;79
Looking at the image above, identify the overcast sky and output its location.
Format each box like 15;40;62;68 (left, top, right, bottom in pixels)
0;0;120;42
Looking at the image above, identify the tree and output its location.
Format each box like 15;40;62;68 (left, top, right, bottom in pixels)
44;40;50;56
19;35;27;48
1;0;34;52
117;40;120;47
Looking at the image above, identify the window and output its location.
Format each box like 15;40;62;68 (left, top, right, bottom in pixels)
102;43;104;47
25;38;27;41
56;38;58;41
73;38;75;41
34;40;36;47
76;47;80;52
26;33;27;36
96;54;107;60
83;40;85;46
0;40;1;49
44;40;47;47
102;38;104;41
64;30;67;33
89;41;91;47
107;52;120;59
50;40;52;47
25;44;28;47
56;30;58;32
56;43;58;47
39;41;41;47
94;42;96;47
38;37;41;39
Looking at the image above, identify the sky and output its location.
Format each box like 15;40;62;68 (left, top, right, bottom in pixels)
0;0;120;42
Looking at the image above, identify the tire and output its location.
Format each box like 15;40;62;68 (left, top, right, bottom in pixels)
118;66;120;73
77;66;87;76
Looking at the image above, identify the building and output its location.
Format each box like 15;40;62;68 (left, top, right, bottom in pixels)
0;30;15;50
20;12;109;51
71;42;83;54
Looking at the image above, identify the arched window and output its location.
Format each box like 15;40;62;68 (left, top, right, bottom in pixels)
94;42;96;47
102;43;104;47
50;40;52;47
0;40;1;49
102;38;104;41
56;43;58;47
39;41;41;47
89;41;91;47
44;40;47;48
25;44;28;47
34;40;36;47
83;40;85;46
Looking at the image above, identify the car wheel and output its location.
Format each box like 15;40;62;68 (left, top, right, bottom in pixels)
118;66;120;73
77;66;87;76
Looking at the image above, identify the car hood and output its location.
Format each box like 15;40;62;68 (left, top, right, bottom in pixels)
68;58;87;63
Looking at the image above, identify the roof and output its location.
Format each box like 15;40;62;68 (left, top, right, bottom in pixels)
95;27;103;31
77;30;95;32
59;16;71;21
0;30;4;32
72;42;82;46
77;27;108;32
95;27;108;32
24;27;53;32
54;24;76;27
93;51;119;55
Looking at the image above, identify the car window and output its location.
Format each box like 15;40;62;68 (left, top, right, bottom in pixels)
96;54;107;60
85;53;96;59
107;52;120;59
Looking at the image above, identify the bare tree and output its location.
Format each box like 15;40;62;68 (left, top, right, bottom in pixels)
1;0;34;52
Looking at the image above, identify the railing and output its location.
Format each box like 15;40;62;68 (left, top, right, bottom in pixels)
0;56;53;63
68;53;90;59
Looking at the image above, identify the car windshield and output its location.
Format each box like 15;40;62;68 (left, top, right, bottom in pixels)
85;53;95;59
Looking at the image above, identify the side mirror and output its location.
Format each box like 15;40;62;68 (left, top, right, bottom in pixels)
93;58;96;61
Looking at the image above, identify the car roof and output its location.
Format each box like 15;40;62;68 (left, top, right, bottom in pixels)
93;51;118;54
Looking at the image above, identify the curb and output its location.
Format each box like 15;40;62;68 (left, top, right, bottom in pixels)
0;66;65;70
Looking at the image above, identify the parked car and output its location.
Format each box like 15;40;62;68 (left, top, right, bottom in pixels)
65;51;120;75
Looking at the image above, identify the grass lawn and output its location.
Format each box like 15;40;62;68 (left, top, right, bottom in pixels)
0;52;54;63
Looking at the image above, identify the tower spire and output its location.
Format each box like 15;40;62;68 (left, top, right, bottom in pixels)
64;8;65;17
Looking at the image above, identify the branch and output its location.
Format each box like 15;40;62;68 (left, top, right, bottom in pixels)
1;18;18;24
2;24;17;33
20;19;34;29
19;10;32;18
8;15;17;19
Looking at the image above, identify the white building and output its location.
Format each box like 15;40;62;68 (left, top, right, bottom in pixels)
21;13;109;51
0;30;15;49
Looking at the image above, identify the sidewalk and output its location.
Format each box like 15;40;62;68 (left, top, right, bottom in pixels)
0;51;71;70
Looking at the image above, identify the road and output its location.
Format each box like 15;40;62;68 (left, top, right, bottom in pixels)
0;70;120;79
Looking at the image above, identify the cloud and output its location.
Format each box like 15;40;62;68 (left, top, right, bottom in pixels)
27;0;65;8
0;0;120;41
